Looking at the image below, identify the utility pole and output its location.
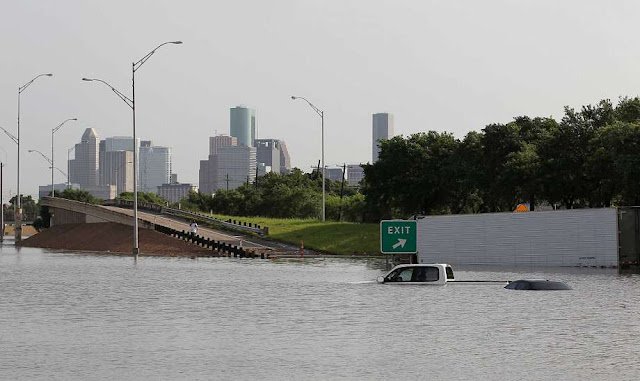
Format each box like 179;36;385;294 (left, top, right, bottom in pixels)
225;174;230;191
338;163;346;221
255;165;258;189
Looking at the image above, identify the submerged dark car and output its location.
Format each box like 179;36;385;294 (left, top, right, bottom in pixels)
505;280;571;290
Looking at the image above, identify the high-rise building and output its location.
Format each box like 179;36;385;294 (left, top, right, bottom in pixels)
215;145;256;191
69;128;100;188
199;158;214;195
139;145;171;193
209;135;237;155
104;136;140;153
255;139;281;174
327;167;345;182
278;140;291;174
157;183;198;204
372;113;394;163
199;134;238;194
347;164;365;187
99;150;134;195
230;106;256;147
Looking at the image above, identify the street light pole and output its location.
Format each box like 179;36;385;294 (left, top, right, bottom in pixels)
291;96;325;221
16;73;53;242
51;118;77;197
28;150;66;177
83;40;182;256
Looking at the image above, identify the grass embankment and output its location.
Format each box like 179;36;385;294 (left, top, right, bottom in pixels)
211;214;380;255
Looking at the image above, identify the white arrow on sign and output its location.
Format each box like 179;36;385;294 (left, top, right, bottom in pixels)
392;238;407;249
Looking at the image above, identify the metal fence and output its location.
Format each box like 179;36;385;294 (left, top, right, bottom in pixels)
154;224;266;258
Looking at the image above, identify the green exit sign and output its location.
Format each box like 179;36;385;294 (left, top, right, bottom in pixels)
380;220;418;254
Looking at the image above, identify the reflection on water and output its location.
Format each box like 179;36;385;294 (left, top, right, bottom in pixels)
1;241;639;380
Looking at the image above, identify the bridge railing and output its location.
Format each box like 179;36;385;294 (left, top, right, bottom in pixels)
154;224;266;258
107;199;268;236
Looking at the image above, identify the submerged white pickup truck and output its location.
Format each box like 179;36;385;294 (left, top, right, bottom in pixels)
377;264;455;285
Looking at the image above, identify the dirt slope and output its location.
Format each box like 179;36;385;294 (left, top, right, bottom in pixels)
20;222;215;256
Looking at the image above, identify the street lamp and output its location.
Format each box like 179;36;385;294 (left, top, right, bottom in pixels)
83;40;182;256
291;95;325;221
28;149;67;178
51;118;77;198
15;73;53;242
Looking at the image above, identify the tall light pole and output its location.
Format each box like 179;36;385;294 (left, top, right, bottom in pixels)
291;96;325;221
15;73;53;242
83;40;182;256
28;149;67;178
67;145;76;189
51;118;77;197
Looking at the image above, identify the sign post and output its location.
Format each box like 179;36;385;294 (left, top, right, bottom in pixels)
380;220;418;254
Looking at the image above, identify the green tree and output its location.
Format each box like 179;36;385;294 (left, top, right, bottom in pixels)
55;189;101;204
117;192;167;205
362;132;459;219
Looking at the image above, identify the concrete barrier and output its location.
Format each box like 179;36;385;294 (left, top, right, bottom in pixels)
40;197;154;229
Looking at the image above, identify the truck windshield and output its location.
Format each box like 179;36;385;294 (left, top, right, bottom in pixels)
387;268;413;282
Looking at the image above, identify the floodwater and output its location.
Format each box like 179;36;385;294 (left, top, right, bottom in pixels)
1;240;639;380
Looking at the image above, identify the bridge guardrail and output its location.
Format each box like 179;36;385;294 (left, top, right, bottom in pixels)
108;199;268;236
154;224;266;258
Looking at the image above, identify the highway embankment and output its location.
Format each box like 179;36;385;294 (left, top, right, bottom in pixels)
210;214;380;255
19;222;215;256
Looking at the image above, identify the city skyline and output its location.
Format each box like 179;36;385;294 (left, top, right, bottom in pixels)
2;1;639;198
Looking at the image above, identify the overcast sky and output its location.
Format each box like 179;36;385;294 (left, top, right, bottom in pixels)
1;0;638;198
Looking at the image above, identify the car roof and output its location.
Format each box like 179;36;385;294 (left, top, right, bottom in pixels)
505;279;572;290
390;264;450;269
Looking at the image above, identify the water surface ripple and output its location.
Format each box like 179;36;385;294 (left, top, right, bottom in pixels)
1;245;639;380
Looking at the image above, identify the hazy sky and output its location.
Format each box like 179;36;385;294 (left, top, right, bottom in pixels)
1;0;638;198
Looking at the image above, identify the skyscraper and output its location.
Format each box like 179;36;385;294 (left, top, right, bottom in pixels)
139;145;172;193
255;139;281;174
199;135;238;193
104;136;140;153
209;135;237;155
99;150;134;195
372;113;394;163
215;145;256;191
230;106;256;147
278;140;291;174
69;128;100;187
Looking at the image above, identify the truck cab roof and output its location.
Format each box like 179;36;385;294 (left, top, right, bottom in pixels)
378;264;454;285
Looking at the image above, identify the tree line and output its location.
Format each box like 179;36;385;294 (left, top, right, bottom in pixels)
180;169;367;221
362;96;640;220
32;96;640;224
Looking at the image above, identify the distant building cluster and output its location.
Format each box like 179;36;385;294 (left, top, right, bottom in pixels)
51;109;394;201
199;105;291;193
67;127;195;201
